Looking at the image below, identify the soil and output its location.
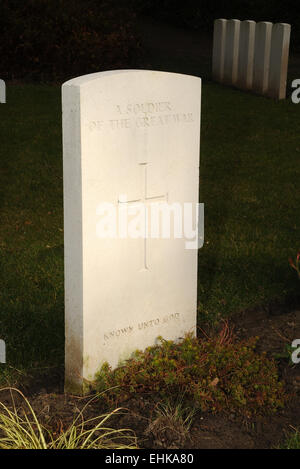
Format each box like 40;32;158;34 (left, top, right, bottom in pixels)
0;306;299;449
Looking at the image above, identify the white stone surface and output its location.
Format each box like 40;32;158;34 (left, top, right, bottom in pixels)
267;23;291;99
62;70;201;392
253;22;273;95
212;19;227;83
0;80;5;103
237;20;256;90
223;19;241;85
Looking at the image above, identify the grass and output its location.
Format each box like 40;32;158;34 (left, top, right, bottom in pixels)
0;85;64;382
0;388;138;449
144;400;195;447
279;427;300;449
199;83;300;322
0;83;299;383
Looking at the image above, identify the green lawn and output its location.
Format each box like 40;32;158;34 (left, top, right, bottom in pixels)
0;83;299;383
199;84;300;322
0;85;64;382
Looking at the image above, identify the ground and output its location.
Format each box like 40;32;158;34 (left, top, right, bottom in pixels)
1;305;299;449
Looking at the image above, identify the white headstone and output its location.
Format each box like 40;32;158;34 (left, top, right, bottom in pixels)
212;19;227;83
267;23;291;99
253;22;273;95
223;19;241;85
237;20;256;90
62;70;201;392
0;80;6;103
0;339;5;363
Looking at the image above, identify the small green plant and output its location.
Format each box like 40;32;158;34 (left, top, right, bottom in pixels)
289;252;300;280
273;343;297;366
278;427;300;449
0;388;138;449
95;323;285;416
144;399;195;448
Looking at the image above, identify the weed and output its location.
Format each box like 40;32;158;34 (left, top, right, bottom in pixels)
278;426;300;449
273;343;297;365
95;324;285;416
144;399;195;448
0;388;138;449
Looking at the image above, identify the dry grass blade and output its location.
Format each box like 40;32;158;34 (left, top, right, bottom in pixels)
0;387;138;449
145;399;196;448
0;388;49;449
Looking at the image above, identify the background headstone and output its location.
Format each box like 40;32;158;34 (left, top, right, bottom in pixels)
0;80;6;103
223;19;241;85
0;339;5;363
62;70;201;392
253;22;273;95
237;20;256;90
267;23;291;99
212;19;227;83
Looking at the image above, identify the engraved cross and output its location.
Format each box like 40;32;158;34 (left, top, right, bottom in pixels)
118;163;168;271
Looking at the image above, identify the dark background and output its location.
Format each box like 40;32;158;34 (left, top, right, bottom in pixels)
0;0;299;82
